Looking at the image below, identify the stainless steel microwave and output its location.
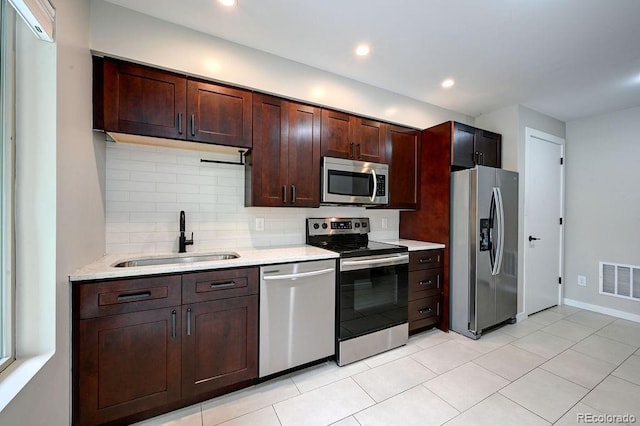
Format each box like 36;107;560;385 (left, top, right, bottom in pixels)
321;157;389;205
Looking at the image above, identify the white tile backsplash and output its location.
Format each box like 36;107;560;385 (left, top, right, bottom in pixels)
105;142;400;255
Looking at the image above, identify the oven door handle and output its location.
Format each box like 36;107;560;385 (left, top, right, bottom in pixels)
341;254;409;270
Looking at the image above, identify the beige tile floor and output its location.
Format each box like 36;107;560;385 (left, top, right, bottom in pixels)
134;306;640;426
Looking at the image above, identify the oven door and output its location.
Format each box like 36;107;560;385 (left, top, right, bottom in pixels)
338;253;409;341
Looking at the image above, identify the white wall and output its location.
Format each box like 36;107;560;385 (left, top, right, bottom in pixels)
89;0;472;131
0;0;101;424
89;0;477;256
564;106;640;317
476;105;565;315
105;142;399;254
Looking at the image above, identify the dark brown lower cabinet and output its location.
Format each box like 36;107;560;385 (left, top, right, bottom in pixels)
181;295;258;398
77;307;181;425
73;267;258;425
408;249;444;334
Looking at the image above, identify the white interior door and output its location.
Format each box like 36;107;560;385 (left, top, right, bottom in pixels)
524;128;564;315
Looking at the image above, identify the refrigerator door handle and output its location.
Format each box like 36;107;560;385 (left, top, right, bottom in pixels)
493;187;505;275
489;189;496;272
490;187;501;276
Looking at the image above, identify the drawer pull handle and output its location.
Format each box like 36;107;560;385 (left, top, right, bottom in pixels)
418;257;438;264
419;307;433;314
117;291;152;301
210;281;236;289
419;280;434;286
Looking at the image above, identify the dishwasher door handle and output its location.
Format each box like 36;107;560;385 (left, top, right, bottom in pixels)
262;268;335;281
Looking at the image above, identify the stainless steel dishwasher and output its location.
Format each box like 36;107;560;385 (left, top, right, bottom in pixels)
259;259;336;378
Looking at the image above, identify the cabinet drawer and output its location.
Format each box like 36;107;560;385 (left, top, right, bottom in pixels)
409;249;443;270
78;275;181;319
182;267;258;303
408;295;440;331
408;269;441;300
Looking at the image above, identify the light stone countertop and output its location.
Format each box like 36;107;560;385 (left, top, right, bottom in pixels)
377;239;446;251
70;245;339;282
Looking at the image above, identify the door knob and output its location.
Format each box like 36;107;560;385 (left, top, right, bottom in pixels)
528;236;541;242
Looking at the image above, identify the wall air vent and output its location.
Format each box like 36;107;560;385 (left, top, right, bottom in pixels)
599;262;640;301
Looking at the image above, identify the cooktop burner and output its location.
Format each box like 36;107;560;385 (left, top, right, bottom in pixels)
306;218;407;258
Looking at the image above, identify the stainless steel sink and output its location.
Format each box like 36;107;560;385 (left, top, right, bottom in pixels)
113;252;240;267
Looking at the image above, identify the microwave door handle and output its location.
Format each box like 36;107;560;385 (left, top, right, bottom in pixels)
370;169;377;202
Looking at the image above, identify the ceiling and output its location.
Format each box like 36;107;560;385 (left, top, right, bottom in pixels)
103;0;640;122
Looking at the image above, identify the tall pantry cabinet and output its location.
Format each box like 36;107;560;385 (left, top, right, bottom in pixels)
399;121;502;332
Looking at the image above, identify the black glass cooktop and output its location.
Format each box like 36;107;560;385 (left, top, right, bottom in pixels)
310;239;407;258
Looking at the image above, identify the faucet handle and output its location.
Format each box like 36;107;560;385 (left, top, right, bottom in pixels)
186;232;194;246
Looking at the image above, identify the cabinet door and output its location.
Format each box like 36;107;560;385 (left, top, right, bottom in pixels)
476;129;502;168
353;117;385;163
98;57;187;139
187;80;252;147
386;125;420;209
248;95;321;207
320;109;353;159
181;295;258;398
286;103;321;207
452;122;476;169
249;94;289;206
77;307;181;426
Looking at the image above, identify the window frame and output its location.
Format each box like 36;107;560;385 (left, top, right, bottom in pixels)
0;0;16;373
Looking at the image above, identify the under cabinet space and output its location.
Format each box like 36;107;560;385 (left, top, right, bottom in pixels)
72;266;259;426
76;307;182;426
181;295;258;398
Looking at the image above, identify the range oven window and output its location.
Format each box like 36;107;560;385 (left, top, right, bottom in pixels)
339;264;408;340
327;170;373;197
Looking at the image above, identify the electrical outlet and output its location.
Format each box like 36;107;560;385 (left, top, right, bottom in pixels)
578;275;587;287
255;217;265;232
381;217;388;229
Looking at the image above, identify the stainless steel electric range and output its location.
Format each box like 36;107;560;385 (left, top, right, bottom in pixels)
306;217;409;366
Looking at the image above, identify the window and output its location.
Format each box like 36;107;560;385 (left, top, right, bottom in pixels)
0;0;15;373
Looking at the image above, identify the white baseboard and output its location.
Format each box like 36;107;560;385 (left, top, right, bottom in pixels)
563;298;640;324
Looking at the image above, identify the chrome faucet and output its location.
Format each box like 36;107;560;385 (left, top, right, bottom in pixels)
178;210;194;253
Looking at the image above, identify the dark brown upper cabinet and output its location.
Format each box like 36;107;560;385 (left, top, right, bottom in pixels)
186;79;252;147
385;125;421;209
93;56;187;140
452;122;501;169
320;109;385;163
93;56;252;148
246;94;321;207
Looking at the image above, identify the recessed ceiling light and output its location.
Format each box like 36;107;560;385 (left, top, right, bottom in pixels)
219;0;236;6
441;79;455;89
355;45;370;56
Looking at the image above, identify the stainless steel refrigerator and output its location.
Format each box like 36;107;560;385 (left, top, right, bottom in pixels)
450;166;518;339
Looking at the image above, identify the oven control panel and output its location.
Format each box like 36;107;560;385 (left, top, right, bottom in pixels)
307;217;370;236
